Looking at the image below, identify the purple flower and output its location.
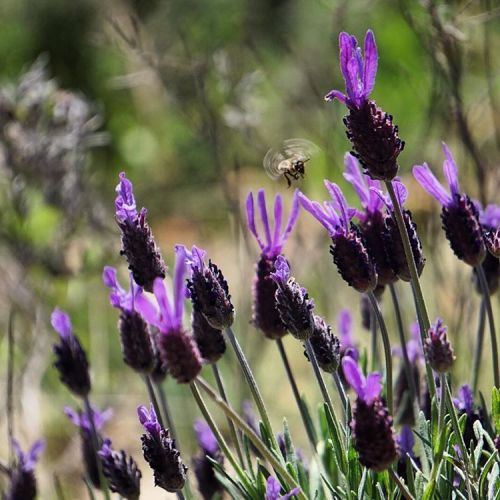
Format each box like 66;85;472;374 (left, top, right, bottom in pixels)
52;308;91;397
115;172;167;292
413;143;486;267
480;204;500;230
98;439;142;500
265;476;300;500
392;320;423;365
454;384;474;416
325;31;377;109
65;405;113;432
246;189;300;259
299;182;377;293
6;440;45;500
194;420;218;456
341;356;381;404
337;309;359;361
424;318;455;373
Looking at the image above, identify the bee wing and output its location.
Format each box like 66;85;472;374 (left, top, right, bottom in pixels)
263;148;287;180
282;138;320;162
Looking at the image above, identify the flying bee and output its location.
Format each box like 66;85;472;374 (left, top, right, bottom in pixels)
263;138;319;187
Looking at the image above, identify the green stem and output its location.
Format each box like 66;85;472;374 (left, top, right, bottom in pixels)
189;382;252;492
389;283;418;415
143;376;165;429
211;363;246;467
475;265;499;387
155;381;177;442
370;305;379;372
195;377;307;500
224;326;280;454
388;468;415;500
367;292;393;415
304;339;346;453
332;371;351;451
471;299;486;395
83;397;111;500
385;180;436;399
276;338;318;450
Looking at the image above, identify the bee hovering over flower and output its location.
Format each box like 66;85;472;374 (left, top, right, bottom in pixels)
263;138;319;187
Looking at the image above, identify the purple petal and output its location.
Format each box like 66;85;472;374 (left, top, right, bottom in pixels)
364;372;382;403
280;189;300;248
324;89;347;103
64;406;81;427
102;266;118;288
458;384;474;415
298;193;335;235
441;143;460;196
413;164;451;206
343;153;370;209
115;172;138;223
134;291;160;328
392;179;408;207
265;477;281;500
341;357;365;398
324;180;350;230
339;32;356;84
257;189;273;251
273;194;283;249
480;204;500;229
270;255;290;285
337;309;352;344
246;192;265;251
346;56;363;107
191;245;207;271
194;419;219;455
173;245;187;328
98;438;113;459
398;425;414;457
51;308;72;340
153;278;173;331
362;30;378;98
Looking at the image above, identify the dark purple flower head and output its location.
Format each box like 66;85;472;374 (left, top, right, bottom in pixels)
6;440;45;500
300;182;377;293
246;189;300;259
103;266;155;373
65;405;113;433
453;384;474;416
52;308;91;397
98;439;142;500
342;356;381;404
265;476;300;500
138;404;187;492
480;204;500;259
413;144;486;267
183;244;234;330
271;256;315;340
325;30;377;109
424;318;455;373
115;172;167;292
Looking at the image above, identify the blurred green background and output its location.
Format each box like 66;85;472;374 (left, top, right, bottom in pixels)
0;0;498;497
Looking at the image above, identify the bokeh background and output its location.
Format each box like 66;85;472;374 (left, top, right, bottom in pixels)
0;0;498;498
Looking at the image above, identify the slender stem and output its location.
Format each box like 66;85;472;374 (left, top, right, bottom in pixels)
388;468;415;500
276;338;317;450
367;292;393;415
195;377;307;500
370;305;379;372
224;326;280;454
83;397;111;500
332;371;351;450
53;474;67;500
389;283;418;412
211;363;245;466
143;376;165;429
472;299;486;395
475;265;499;387
304;339;345;453
155;381;178;442
7;311;14;463
385;180;436;399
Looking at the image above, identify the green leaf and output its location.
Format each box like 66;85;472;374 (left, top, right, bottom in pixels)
492;388;500;435
479;451;498;497
300;395;318;445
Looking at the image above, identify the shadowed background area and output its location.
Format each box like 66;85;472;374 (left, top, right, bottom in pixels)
0;0;498;497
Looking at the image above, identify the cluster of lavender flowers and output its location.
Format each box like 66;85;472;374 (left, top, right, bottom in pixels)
6;27;499;500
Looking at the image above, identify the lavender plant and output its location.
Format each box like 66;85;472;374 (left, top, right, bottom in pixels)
4;21;500;500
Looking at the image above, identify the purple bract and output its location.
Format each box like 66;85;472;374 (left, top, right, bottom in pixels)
341;356;382;404
265;476;300;500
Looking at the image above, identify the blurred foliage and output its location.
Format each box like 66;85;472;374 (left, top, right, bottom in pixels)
0;0;498;497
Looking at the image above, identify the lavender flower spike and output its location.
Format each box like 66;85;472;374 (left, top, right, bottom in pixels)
137;404;187;493
103;267;155;373
115;172;167;292
413;144;486;267
342;357;398;471
52;308;91;397
299;182;377;293
98;439;142;500
326;30;403;180
265;476;300;500
325;30;377;109
246;189;300;339
270;256;315;340
424;318;455;373
135;246;202;383
6;440;45;500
